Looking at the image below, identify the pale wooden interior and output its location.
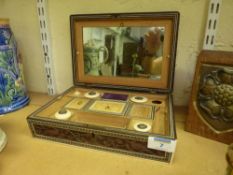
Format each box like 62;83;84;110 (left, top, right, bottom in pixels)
36;87;169;136
88;100;126;114
129;104;152;119
66;98;90;110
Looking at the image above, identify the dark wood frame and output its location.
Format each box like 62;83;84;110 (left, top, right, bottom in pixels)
70;12;179;93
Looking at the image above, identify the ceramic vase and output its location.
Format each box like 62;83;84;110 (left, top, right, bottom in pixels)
0;19;29;114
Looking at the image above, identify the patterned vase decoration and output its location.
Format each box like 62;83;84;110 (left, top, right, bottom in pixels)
0;19;29;114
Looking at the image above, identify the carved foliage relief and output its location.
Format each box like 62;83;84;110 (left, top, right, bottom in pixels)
197;64;233;132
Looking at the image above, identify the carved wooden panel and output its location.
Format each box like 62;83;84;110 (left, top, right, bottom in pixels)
186;50;233;144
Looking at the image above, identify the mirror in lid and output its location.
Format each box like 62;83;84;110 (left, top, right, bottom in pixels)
83;26;164;78
72;13;179;92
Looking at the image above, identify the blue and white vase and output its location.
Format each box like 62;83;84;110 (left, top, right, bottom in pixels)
0;19;29;114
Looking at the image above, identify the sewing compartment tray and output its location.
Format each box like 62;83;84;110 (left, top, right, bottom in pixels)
27;87;175;162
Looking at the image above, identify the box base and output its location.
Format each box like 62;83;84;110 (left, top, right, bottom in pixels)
27;87;176;163
28;119;173;162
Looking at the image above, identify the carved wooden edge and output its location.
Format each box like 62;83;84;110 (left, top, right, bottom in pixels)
188;50;233;104
193;101;233;134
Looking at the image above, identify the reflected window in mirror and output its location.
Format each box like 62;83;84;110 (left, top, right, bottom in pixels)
83;26;165;80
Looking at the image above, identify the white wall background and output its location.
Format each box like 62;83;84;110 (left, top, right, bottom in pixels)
0;0;233;106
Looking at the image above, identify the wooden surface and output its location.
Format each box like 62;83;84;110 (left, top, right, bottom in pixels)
37;96;72;118
0;92;229;175
70;111;129;129
88;100;126;114
186;50;233;144
129;104;152;119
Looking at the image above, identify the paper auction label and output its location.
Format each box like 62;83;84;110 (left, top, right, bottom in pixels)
147;136;177;153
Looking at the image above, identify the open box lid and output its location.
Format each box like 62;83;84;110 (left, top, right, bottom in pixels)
70;12;179;93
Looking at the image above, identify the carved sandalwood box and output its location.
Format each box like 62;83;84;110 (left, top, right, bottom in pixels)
27;12;179;163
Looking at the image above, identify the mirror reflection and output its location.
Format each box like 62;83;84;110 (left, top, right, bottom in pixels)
83;26;165;80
